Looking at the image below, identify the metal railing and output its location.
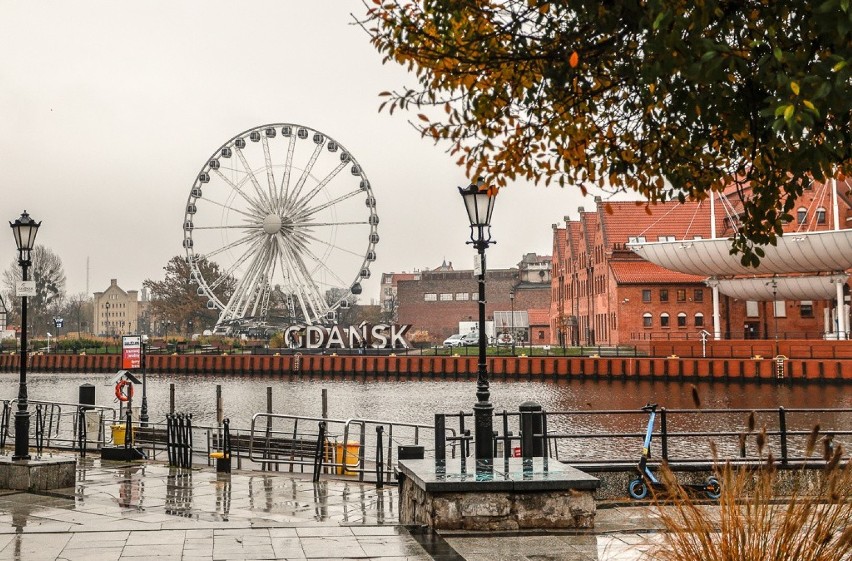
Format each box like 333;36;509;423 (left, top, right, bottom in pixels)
247;413;451;480
2;399;120;451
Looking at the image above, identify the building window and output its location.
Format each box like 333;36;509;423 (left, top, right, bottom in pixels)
424;293;437;301
694;289;704;302
677;312;687;327
455;292;469;301
746;301;759;317
439;293;453;301
658;235;675;242
660;313;670;328
774;300;786;318
642;289;651;303
642;313;652;328
797;207;807;224
816;207;826;225
695;313;705;327
800;300;814;318
628;236;647;244
677;289;686;302
660;289;669;302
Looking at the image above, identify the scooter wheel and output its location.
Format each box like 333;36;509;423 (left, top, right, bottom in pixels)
628;478;648;500
705;477;721;500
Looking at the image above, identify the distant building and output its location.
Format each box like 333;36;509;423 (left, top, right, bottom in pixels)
380;272;419;322
395;256;551;344
94;279;139;337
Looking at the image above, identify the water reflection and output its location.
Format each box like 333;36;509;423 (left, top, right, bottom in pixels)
116;465;144;510
165;468;193;518
214;473;230;521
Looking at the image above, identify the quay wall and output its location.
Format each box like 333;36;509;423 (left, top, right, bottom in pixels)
0;353;850;382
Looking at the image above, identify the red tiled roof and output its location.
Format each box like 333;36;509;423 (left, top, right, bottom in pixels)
599;199;725;246
528;309;551;325
609;260;706;284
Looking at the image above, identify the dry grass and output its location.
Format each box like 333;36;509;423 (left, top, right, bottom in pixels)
647;424;852;561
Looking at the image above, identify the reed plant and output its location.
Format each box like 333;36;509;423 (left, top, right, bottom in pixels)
647;419;851;561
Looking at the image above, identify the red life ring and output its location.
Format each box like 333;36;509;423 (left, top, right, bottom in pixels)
115;380;134;402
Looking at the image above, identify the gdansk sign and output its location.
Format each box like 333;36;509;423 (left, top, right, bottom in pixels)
283;323;411;350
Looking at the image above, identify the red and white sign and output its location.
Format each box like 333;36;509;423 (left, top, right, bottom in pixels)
122;335;141;369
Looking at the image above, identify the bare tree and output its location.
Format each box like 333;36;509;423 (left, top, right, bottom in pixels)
2;245;66;336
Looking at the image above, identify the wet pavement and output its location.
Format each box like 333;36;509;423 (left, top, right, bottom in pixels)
0;456;670;560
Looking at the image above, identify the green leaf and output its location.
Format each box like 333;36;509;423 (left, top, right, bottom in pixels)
701;51;717;62
784;105;795;121
832;60;847;72
773;47;783;62
652;12;666;30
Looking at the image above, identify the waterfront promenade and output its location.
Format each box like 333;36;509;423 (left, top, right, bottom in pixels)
0;456;665;560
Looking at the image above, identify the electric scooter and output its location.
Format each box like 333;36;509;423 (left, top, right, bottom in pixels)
627;403;722;500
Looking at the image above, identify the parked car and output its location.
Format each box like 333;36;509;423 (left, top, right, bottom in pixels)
443;332;480;348
443;334;466;348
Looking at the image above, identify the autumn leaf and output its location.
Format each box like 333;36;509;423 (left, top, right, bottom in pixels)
790;81;800;95
569;51;579;68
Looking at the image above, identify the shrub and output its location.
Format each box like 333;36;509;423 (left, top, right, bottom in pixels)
647;425;852;561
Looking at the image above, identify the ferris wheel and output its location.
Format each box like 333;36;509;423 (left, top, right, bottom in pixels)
183;123;378;331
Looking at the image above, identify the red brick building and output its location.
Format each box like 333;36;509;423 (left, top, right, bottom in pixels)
551;184;852;347
394;255;552;344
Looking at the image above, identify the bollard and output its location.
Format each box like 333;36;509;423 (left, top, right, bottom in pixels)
434;414;446;461
519;401;545;458
215;418;232;473
78;384;95;411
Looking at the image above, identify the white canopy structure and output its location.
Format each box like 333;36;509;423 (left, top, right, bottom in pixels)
628;229;852;276
710;274;849;301
626;179;850;340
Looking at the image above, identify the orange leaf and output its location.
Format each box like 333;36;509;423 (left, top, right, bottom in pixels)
417;114;429;122
569;51;579;68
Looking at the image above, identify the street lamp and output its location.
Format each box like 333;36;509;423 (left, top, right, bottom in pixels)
459;179;497;463
509;290;515;356
10;210;41;461
140;334;149;427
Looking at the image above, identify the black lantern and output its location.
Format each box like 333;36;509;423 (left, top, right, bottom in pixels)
9;210;41;461
458;180;498;464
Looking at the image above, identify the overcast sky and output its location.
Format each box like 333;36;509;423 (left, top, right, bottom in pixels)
0;1;607;304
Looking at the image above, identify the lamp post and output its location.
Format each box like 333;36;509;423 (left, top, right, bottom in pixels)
509;290;515;356
140;334;149;427
10;210;41;461
768;278;780;356
459;179;497;463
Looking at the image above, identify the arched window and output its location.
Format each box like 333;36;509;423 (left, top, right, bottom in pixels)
694;313;705;327
660;312;670;328
642;313;652;328
797;207;808;224
816;207;826;225
677;312;687;327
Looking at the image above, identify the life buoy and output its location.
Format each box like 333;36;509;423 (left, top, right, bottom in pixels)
115;380;134;402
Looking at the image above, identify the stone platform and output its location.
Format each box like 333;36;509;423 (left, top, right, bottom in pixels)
398;457;599;531
0;455;75;491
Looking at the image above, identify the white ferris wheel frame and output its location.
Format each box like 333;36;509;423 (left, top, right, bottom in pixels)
182;123;378;331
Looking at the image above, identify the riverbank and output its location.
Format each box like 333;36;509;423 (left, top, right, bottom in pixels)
1;352;850;382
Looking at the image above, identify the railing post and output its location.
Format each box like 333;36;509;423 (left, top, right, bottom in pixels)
313;421;326;483
375;426;384;489
660;407;668;461
779;406;788;465
502;410;511;459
